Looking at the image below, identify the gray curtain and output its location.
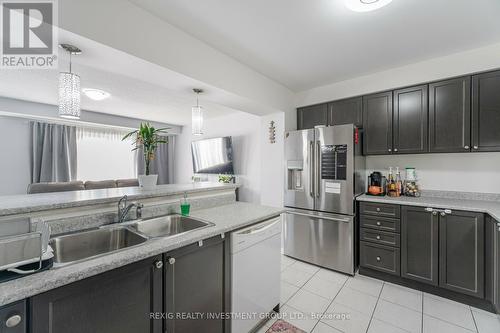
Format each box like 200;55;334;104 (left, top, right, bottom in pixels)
137;135;175;185
30;121;77;183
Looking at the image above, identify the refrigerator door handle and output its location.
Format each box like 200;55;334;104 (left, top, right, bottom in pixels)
315;141;321;198
309;141;315;197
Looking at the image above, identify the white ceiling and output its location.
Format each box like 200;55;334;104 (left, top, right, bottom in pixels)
128;0;500;91
0;30;246;126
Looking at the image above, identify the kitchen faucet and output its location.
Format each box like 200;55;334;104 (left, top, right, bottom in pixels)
117;195;143;223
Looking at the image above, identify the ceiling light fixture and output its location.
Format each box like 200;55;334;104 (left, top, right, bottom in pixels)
345;0;393;12
192;88;204;136
58;44;82;119
83;88;111;101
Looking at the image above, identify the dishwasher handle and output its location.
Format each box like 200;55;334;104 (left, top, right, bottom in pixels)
235;218;281;235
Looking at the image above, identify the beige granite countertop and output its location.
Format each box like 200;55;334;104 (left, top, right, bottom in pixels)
0;182;239;216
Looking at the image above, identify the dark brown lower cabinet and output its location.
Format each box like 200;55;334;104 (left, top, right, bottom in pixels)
165;236;226;333
360;241;400;276
401;206;439;286
495;219;500;312
30;255;163;333
401;206;485;297
439;211;484;298
0;300;26;333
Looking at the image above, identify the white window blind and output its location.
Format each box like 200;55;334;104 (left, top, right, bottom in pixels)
76;127;137;181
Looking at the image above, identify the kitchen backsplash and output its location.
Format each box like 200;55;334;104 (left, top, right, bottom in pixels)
366;152;500;194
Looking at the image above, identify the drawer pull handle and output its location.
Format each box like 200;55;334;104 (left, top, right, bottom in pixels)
376;256;381;262
168;257;176;265
376;208;381;212
376;235;381;240
376;221;381;226
432;211;438;216
154;260;163;269
5;314;22;328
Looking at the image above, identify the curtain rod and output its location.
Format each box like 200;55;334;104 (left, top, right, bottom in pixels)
0;111;178;135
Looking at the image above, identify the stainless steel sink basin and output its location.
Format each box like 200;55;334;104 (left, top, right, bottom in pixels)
129;215;214;238
50;227;147;265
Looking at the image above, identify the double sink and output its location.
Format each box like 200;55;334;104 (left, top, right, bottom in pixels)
50;215;214;266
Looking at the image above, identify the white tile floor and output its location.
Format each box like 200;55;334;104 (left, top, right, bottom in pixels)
257;255;500;333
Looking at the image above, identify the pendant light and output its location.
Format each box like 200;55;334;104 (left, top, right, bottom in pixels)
58;44;82;119
192;88;204;135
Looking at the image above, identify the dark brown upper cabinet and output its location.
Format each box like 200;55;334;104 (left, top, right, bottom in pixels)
363;91;393;155
472;70;500;152
429;76;471;153
439;211;484;298
297;103;328;130
393;85;429;154
328;97;363;127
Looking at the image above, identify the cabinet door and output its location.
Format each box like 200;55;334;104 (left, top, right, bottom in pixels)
495;220;500;312
363;91;393;155
297;104;328;130
0;300;26;333
328;97;363;127
401;206;439;286
165;237;225;333
393;85;428;154
472;70;500;152
31;256;163;333
429;77;471;153
439;211;484;298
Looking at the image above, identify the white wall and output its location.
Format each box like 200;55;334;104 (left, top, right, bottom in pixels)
175;112;262;203
367;153;500;194
260;113;284;208
296;42;500;107
0;117;30;195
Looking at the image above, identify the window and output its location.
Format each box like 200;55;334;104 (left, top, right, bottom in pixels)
76;127;136;181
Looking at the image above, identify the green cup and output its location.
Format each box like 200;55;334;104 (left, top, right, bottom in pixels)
180;203;191;216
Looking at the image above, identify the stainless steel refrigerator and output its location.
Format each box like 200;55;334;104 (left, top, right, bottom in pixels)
284;124;365;274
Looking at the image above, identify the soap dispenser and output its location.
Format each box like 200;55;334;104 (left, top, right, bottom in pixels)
180;192;190;216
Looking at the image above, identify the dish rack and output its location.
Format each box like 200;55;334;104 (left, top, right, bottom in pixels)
0;218;53;274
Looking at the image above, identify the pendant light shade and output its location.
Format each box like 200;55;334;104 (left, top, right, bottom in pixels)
58;72;81;119
192;88;204;135
58;44;82;119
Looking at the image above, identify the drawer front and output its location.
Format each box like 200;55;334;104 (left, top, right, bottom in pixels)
0;300;26;333
360;215;400;233
360;241;401;276
360;202;401;218
361;228;400;247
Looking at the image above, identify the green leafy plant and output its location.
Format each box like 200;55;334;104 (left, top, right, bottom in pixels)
218;174;234;184
122;123;169;176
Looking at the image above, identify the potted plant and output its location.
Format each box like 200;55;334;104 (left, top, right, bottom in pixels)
123;123;168;189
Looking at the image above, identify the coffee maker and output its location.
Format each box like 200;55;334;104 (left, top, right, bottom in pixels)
367;171;386;196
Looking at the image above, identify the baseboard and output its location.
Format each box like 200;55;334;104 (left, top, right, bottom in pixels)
359;267;497;313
